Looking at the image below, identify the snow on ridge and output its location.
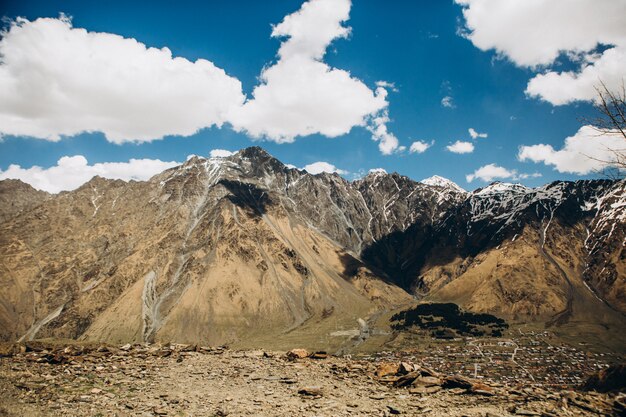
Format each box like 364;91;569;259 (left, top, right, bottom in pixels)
473;181;529;196
421;175;466;193
367;168;387;176
587;180;626;250
467;181;572;230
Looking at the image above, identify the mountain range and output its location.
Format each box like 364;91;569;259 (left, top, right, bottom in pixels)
1;147;624;351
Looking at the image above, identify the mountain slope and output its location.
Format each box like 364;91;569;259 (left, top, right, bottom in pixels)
0;179;49;223
0;147;624;349
0;150;411;348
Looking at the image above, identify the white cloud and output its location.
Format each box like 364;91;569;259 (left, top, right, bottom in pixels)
368;168;387;174
376;80;398;92
525;47;626;105
468;128;488;139
367;108;404;155
518;125;625;174
465;164;516;183
441;96;455;108
465;163;542;183
409;140;433;154
227;0;399;154
456;0;626;105
456;0;626;67
302;161;348;175
0;2;402;155
209;149;234;158
446;140;475;154
0;16;244;143
517;172;543;180
0;155;179;193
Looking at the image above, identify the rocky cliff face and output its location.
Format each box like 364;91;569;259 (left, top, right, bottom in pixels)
0;179;49;223
0;147;624;347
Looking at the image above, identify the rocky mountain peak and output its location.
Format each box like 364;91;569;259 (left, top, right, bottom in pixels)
0;179;50;223
237;146;270;158
473;181;529;196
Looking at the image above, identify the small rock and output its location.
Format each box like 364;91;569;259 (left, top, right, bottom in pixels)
412;376;441;387
376;362;400;378
387;405;402;414
399;362;415;374
442;375;473;390
286;349;309;360
513;408;540;416
298;387;323;397
393;371;420;387
409;386;442;395
310;351;328;360
468;382;495;396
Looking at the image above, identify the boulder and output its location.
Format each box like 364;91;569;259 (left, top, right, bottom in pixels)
376;362;400;378
442;375;473;390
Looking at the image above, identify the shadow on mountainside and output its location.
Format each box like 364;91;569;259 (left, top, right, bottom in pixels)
354;188;609;306
356;222;445;291
353;207;551;293
219;180;272;217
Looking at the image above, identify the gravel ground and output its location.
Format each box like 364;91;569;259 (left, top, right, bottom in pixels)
0;343;622;416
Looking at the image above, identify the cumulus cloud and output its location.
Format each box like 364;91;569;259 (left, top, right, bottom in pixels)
409;140;433;154
228;0;399;154
367;109;404;155
0;16;244;143
0;156;179;193
209;149;235;158
441;96;455;109
465;164;512;183
518;125;625;174
375;81;398;92
302;161;348;175
446;140;475;154
468;128;487;139
0;1;401;155
525;48;626;105
466;163;541;182
456;0;626;105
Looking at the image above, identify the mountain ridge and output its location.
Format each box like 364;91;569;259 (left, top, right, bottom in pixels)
0;146;624;350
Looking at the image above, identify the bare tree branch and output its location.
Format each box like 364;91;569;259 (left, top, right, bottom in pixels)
579;80;626;178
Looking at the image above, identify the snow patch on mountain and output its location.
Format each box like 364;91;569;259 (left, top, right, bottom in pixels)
421;175;467;194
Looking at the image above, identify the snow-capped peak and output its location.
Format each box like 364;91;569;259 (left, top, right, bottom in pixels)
368;168;387;175
421;175;466;193
473;182;529;196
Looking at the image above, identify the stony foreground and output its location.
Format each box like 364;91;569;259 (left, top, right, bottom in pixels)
0;343;623;416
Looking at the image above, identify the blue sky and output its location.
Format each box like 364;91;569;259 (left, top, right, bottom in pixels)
1;0;624;192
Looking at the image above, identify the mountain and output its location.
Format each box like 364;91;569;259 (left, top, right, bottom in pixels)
420;175;467;194
0;179;49;223
0;147;624;350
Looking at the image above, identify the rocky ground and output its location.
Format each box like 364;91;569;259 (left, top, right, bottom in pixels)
0;342;623;417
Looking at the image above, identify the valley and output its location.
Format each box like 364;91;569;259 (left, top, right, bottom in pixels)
0;147;625;417
0;147;624;353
